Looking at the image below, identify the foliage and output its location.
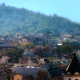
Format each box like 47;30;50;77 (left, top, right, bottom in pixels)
51;37;55;39
36;70;50;80
61;44;73;53
47;30;52;34
6;49;17;56
6;48;24;58
0;4;80;34
25;74;36;80
12;43;18;47
17;48;24;58
48;57;55;60
24;42;35;49
45;44;50;50
55;48;61;53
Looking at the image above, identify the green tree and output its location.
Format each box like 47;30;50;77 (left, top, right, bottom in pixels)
36;70;50;80
17;48;24;58
6;48;24;58
47;30;52;34
61;44;73;53
45;44;50;50
24;42;35;49
55;48;61;53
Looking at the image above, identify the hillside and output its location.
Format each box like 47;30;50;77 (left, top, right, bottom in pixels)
0;4;80;34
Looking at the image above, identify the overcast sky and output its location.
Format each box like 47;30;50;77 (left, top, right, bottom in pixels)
0;0;80;23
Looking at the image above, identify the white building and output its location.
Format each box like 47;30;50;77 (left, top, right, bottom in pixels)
12;65;50;77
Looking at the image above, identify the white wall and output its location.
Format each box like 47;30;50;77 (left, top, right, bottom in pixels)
12;66;49;77
64;76;80;80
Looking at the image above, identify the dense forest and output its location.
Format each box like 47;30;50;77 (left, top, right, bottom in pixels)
0;3;80;34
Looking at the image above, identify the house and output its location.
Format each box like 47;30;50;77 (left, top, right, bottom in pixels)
42;48;52;57
7;56;18;66
39;58;54;68
22;49;37;58
63;53;80;80
12;65;50;78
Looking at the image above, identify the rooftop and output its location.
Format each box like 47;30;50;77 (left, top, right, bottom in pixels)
64;53;80;75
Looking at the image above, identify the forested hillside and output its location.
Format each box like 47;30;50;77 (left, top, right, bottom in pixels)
0;4;80;34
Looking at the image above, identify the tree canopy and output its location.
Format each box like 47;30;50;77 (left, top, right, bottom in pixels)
6;48;24;58
61;44;73;53
0;4;80;34
24;42;35;49
45;44;50;50
36;70;50;80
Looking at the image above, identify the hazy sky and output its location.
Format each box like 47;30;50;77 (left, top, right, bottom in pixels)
0;0;80;23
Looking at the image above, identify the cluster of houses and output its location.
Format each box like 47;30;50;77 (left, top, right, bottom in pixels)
0;47;80;80
0;32;80;80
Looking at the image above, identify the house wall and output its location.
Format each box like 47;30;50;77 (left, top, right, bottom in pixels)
12;67;49;77
64;76;80;80
14;74;23;80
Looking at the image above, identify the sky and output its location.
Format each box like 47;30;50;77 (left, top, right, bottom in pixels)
0;0;80;23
